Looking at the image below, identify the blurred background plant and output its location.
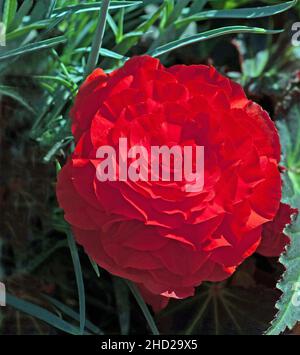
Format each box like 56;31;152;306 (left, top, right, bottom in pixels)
0;0;299;335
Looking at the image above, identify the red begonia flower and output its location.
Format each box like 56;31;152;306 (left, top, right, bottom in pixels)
57;56;295;311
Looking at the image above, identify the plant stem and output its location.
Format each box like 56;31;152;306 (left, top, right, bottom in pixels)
85;0;110;77
125;280;160;335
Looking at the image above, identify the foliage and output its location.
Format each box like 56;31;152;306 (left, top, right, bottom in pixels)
0;0;299;335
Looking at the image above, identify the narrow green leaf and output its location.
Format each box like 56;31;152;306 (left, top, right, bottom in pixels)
116;8;125;43
85;0;111;77
43;295;103;335
103;1;165;62
0;36;67;61
148;26;283;58
6;293;81;335
52;1;142;17
176;0;297;27
6;19;54;41
165;0;190;27
88;256;101;278
107;13;118;37
125;280;159;335
10;0;33;30
66;232;86;335
75;47;126;60
55;159;62;174
0;85;35;113
3;0;17;29
25;239;67;273
189;0;208;14
47;0;57;18
34;75;74;91
113;277;131;335
30;0;56;21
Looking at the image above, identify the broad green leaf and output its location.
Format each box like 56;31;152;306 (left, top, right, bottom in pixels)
66;232;86;335
266;190;300;334
0;36;67;61
148;26;283;57
176;0;297;27
158;283;278;335
266;98;300;335
6;293;82;335
0;85;35;112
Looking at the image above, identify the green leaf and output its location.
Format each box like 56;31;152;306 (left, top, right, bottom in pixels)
3;0;17;29
266;196;300;335
88;256;101;278
52;1;143;17
85;0;111;76
158;283;278;335
6;293;82;335
165;0;190;27
148;26;283;58
66;232;86;335
43;295;103;335
0;36;67;61
101;1;165;67
34;75;75;91
0;85;35;112
116;7;125;43
189;0;208;14
6;19;54;41
75;47;126;60
234;34;271;80
266;98;300;335
10;0;33;31
277;97;300;191
176;0;297;27
25;239;67;273
113;277;131;335
125;280;159;335
30;0;57;21
107;13;118;38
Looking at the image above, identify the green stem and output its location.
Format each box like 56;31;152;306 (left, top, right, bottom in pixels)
85;0;110;77
125;280;160;335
